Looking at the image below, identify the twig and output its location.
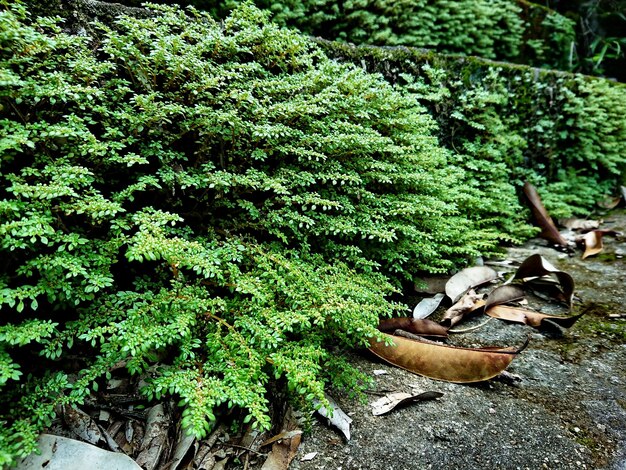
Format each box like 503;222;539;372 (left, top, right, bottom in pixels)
393;329;442;344
206;423;226;449
448;317;493;334
227;444;267;456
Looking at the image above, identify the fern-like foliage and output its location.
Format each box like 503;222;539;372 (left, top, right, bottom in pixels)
320;42;626;220
0;3;500;464
140;0;576;69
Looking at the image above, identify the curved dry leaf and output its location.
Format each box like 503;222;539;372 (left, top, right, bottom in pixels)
484;285;525;311
413;293;445;319
19;434;143;470
260;430;303;448
62;405;103;446
136;404;169;470
523;182;570;247
371;391;443;416
581;231;604;259
379;317;448;337
314;395;352;441
513;254;574;306
368;333;525;383
261;409;302;470
441;290;485;327
168;431;195;470
580;230;621;259
445;266;498;303
261;434;301;470
486;305;585;328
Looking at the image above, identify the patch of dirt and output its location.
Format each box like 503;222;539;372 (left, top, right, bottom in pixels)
287;210;626;470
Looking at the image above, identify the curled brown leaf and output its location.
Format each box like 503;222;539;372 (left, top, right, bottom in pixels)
378;317;449;337
368;333;526;383
512;254;574;306
579;230;621;259
445;266;498;303
484;285;525;311
523;182;570;248
440;289;485;327
486;305;585;329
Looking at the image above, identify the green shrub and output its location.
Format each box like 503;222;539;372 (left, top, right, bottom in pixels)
319;42;626;218
0;3;503;464
130;0;576;69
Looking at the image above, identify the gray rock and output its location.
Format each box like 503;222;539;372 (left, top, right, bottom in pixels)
18;434;142;470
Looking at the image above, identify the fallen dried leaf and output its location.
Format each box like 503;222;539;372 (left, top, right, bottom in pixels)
300;452;318;462
167;426;196;470
512;254;574;306
371;391;443;416
581;231;604;259
484;285;526;311
261;408;302;470
192;424;225;470
523;182;570;247
413;293;446;319
486;305;585;328
378;317;448;337
19;434;142;470
314;395;352;440
445;266;498;303
101;427;122;453
580;230;621;259
260;430;303;448
441;289;485;327
368;333;526;383
62;405;103;446
135;404;169;470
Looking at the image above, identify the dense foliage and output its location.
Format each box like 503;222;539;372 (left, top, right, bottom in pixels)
547;0;626;80
320;42;626;218
2;1;625;466
123;0;576;70
0;3;510;464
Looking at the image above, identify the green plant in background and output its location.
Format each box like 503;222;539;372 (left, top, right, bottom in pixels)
546;0;626;79
0;2;505;464
318;41;626;219
2;1;626;466
111;0;576;70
